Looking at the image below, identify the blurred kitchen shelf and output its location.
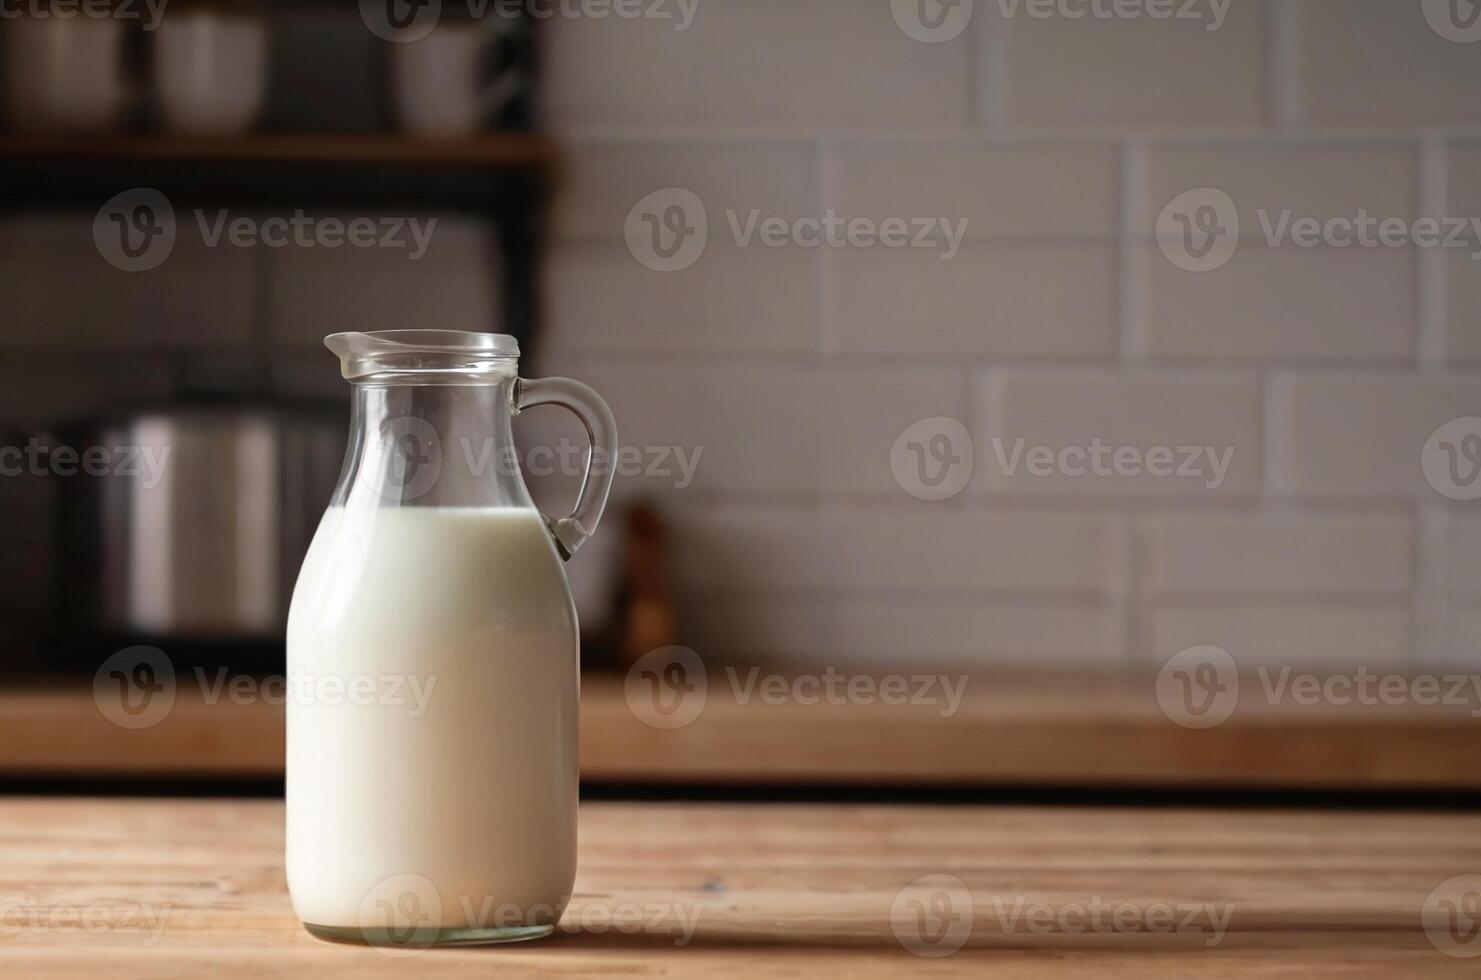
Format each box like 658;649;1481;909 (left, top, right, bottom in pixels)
4;669;1480;789
0;132;555;167
0;130;552;357
0;132;553;215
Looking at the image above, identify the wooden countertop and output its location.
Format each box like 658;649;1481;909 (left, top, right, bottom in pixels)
3;669;1479;789
0;798;1477;976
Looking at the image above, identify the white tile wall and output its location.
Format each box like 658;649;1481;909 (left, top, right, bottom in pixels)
1138;143;1419;238
829;244;1118;356
1148;601;1413;668
1140;512;1412;595
579;361;821;494
1140;244;1415;361
540;0;974;128
826;142;1120;239
685;596;1126;666
826;511;1128;594
545;241;819;354
990;0;1267;128
1268;374;1481;499
1295;0;1481;127
554;140;818;240
976;370;1261;497
820;365;970;494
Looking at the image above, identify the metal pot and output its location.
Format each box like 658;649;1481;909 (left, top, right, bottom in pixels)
44;395;346;644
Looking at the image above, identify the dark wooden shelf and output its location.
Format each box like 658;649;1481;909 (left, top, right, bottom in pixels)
0;131;555;215
0;132;555;167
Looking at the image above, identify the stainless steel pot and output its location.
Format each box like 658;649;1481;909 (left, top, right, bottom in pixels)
46;397;346;641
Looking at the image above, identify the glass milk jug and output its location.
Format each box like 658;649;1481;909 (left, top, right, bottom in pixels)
285;330;616;948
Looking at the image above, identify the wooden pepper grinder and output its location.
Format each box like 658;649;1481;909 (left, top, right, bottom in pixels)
615;501;679;669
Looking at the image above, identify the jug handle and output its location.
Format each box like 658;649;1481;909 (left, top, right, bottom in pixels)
513;376;617;560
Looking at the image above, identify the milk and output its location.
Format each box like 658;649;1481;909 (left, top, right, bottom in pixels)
285;505;578;935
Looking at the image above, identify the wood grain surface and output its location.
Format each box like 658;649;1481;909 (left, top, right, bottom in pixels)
0;798;1477;977
3;669;1479;789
